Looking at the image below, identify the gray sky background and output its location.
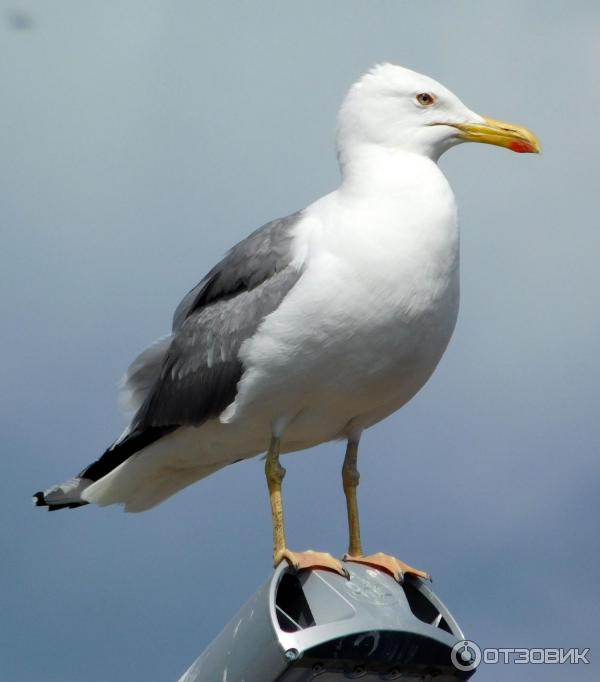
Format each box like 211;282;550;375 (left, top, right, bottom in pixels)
2;2;599;680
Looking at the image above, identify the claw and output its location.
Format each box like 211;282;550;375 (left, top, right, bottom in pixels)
344;552;430;583
275;549;349;578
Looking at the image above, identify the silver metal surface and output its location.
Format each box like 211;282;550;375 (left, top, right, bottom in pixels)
178;563;474;681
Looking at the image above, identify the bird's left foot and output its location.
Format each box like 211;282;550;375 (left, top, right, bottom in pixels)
276;548;349;578
344;552;430;583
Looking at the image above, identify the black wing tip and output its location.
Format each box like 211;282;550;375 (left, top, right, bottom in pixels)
33;491;46;506
32;491;88;511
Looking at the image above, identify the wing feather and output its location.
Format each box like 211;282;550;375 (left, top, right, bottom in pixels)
72;211;304;485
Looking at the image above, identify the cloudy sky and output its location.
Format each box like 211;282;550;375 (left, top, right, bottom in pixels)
2;1;599;680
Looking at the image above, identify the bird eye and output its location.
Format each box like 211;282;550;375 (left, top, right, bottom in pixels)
416;92;435;106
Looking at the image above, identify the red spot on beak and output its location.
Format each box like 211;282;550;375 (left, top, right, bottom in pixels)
510;139;535;153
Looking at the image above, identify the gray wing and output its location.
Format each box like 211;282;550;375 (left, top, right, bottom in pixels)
76;211;303;485
132;211;303;429
37;211;304;495
172;212;302;331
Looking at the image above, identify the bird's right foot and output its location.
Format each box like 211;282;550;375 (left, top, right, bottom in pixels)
344;552;430;583
275;548;349;578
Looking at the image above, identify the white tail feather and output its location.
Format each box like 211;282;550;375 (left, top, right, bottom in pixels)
81;427;232;512
35;477;93;506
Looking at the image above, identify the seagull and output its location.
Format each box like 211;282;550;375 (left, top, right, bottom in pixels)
34;64;539;582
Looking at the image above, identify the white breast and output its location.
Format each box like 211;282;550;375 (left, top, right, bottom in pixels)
223;153;460;444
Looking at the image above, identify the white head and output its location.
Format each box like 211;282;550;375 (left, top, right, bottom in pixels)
337;64;539;164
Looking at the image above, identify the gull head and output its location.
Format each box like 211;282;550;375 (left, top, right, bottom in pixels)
337;63;540;162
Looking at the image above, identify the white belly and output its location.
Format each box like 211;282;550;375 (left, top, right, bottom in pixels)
85;161;461;512
222;184;460;448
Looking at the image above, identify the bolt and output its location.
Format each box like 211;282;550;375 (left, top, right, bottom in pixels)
347;664;366;678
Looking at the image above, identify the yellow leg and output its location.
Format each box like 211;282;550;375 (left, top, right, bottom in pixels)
265;437;287;563
265;436;347;576
341;439;430;583
342;440;363;557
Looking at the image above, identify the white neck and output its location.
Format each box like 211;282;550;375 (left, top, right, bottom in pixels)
338;142;448;201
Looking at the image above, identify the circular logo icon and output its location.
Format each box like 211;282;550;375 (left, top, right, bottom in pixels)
451;640;482;671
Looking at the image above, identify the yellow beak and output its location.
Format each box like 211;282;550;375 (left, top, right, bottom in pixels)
451;116;541;154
